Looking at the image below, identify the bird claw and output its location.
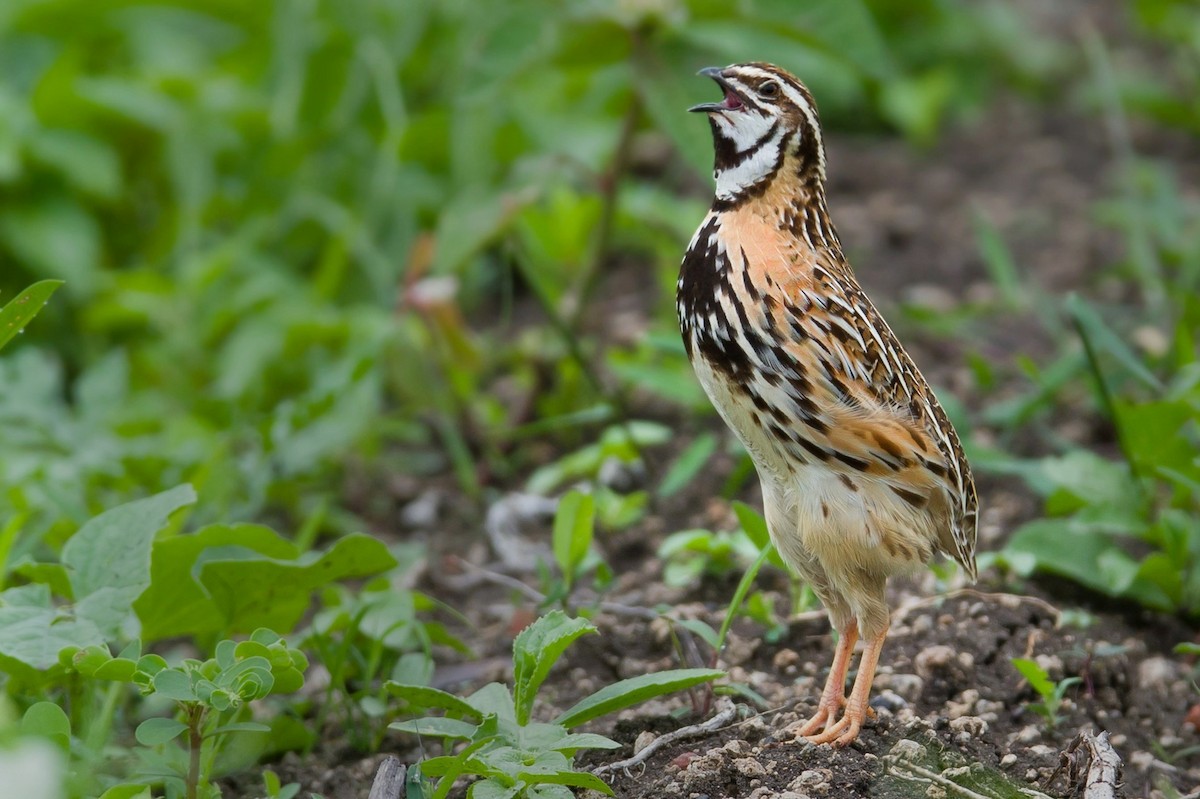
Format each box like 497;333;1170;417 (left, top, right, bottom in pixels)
795;703;872;748
804;714;861;748
790;698;843;738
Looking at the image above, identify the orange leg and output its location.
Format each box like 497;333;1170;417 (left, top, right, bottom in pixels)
805;623;888;748
794;620;858;737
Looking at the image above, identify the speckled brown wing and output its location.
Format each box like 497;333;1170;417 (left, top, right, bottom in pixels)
691;209;978;578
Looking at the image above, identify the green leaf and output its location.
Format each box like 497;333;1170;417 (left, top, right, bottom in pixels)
432;188;534;275
21;702;71;752
1115;399;1197;476
389;718;478;740
98;787;153;799
552;491;594;585
554;668;724;729
468;779;520;799
0;280;63;351
466;683;517;723
1022;451;1140;511
512;612;596;725
1011;658;1054;700
659;434;717;497
550;732;620;752
152;669;197;702
62;484;197;638
0;591;104;675
672;618;721;650
527;786;577;799
384;683;483;720
135;717;189;746
1067;293;1162;391
523;771;613;794
732;502;769;550
135;525;395;640
28;129;122;199
0;196;101;295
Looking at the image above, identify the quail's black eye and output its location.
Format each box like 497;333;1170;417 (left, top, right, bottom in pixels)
759;81;780;99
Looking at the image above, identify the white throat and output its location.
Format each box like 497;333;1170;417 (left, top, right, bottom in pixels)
714;120;788;201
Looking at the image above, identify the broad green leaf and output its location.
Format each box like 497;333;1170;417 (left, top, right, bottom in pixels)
467;682;517;723
1115;399;1197;477
468;779;520;799
135;524;295;640
515;721;570;751
1026;450;1140;512
552;491;594;584
135;525;395;640
513;612;596;725
1126;552;1183;612
0;280;63;351
389;718;478;740
21;702;70;752
385;683;483;720
135;717;188;746
0;599;104;675
527;786;577;799
554;668;723;729
1003;518;1117;596
62;484;196;638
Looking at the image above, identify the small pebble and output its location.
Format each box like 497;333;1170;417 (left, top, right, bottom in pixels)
1138;656;1180;695
733;757;767;778
949;716;988;737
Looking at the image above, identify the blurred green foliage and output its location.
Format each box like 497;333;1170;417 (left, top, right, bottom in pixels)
0;0;1050;545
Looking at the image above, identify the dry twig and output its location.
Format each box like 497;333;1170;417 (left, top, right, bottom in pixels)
368;755;408;799
592;700;738;777
1047;730;1122;799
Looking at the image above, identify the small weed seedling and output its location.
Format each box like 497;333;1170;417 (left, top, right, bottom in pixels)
543;490;612;609
1011;657;1081;729
656;528;760;588
304;553;468;752
388;610;722;798
62;629;307;799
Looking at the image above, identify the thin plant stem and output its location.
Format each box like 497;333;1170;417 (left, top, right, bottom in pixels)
187;704;205;799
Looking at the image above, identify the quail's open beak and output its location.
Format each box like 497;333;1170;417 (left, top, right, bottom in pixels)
689;66;745;113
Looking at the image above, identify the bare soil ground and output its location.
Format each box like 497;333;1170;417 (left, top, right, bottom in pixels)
220;88;1200;798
